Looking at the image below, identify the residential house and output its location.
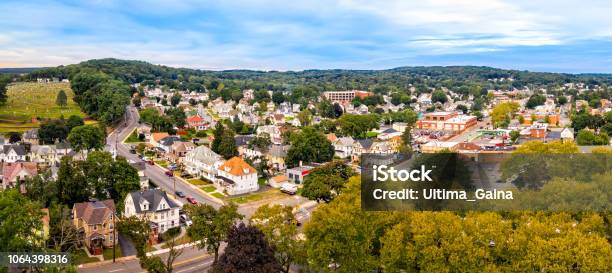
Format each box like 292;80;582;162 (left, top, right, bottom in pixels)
124;189;180;238
23;128;39;145
150;132;170;147
266;144;289;171
352;139;374;161
158;136;181;152
333;137;355;158
72;200;116;255
215;157;258;195
256;125;282;145
30;145;58;166
0;145;27;163
1;162;38;189
184;146;223;181
185;115;208;131
170;141;195;158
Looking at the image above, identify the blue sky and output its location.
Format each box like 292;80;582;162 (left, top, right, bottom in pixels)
1;0;611;73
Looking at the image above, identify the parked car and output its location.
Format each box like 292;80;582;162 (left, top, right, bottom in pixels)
175;191;185;198
180;214;192;226
129;149;136;154
147;160;154;165
165;170;174;177
186;197;197;204
280;183;298;195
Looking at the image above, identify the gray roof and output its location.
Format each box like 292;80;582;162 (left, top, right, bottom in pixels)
186;145;222;165
3;145;26;156
129;188;179;214
160;136;181;146
235;135;255;147
268;144;289;157
355;139;374;150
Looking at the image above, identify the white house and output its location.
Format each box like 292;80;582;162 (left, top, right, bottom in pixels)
184;146;223;182
215;157;258;195
0;145;27;163
333;137;355;158
124;189;180;234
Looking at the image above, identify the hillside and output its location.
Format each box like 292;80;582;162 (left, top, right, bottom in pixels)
0;82;86;133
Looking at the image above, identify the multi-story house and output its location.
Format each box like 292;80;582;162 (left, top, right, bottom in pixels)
124;189;180;237
72;200;116;255
29;145;58;166
333;137;355;158
186;115;208;131
215;157;258;195
0;145;27;163
1;162;37;189
184;146;223;181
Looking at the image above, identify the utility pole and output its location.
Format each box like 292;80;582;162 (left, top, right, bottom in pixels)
113;211;116;263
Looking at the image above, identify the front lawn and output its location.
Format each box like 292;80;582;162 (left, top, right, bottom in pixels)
211;192;225;199
154;160;168;168
125;129;142;143
102;246;123;260
226;189;284;204
72;249;99;264
162;234;193;249
202;185;216;192
188;178;210;186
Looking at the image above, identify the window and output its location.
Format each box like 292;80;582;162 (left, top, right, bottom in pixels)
93;225;97;231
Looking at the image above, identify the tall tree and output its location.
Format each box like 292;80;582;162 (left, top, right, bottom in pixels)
218;129;238;159
67;124;106;152
0;189;44;252
251;205;306;273
211;122;224;153
56;89;68;107
211;223;282;273
0;74;10;105
286;127;334;168
186;203;243;263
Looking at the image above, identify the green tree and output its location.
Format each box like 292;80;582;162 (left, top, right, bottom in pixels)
67;124;106;152
301;161;354;203
431;89;448;104
56;89;68;107
286;127;334;168
217;129;238;159
337;114;379;138
0;189;44;252
170;92;181;107
211;122;224;153
0;74;10;105
297;109;312;126
526;94;546;109
251;204;306;273
186;203;243;263
117;216;151;258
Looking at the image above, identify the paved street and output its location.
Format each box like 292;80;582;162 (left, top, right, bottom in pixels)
78;246;213;273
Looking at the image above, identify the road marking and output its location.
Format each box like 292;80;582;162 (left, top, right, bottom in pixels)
109;269;124;272
139;255;210;273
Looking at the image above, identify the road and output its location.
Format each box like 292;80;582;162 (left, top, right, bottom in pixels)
87;106;316;273
78;246;214;273
106;106;223;209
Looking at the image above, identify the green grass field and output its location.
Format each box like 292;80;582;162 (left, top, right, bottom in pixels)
0;82;86;132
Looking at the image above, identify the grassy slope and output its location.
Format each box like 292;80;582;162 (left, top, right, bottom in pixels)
0;82;86;132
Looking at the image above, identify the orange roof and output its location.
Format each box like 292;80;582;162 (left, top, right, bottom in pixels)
151;132;169;142
270;175;288;183
186;115;203;123
326;133;337;142
218;157;257;176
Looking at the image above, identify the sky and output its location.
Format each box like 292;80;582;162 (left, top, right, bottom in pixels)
1;0;611;73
